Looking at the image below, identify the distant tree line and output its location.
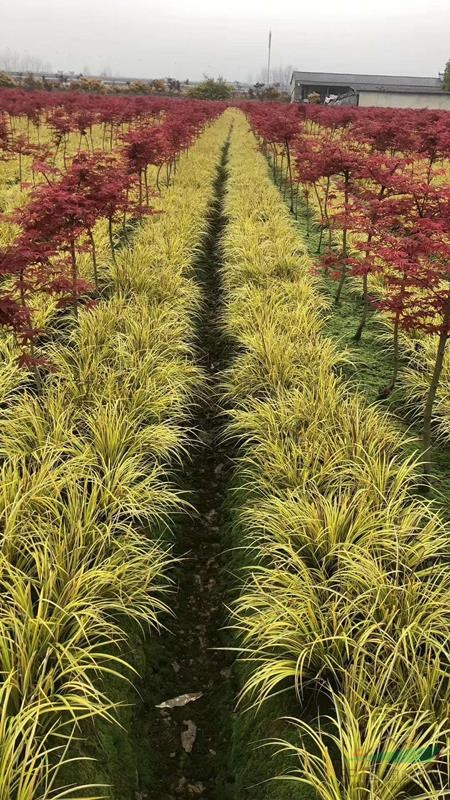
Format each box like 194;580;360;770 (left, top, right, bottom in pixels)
0;72;290;101
0;49;290;101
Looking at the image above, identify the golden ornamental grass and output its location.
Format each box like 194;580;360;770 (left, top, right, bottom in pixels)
224;111;450;797
0;112;232;797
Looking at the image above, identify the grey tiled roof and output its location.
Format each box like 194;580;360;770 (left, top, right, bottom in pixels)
291;70;442;90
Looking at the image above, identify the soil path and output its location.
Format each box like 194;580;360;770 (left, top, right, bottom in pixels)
136;129;236;800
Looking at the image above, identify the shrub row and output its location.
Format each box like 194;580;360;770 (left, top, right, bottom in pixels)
222;111;450;799
0;113;229;799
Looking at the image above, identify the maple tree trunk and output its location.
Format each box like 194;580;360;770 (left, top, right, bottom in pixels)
156;164;163;192
271;144;277;181
144;167;149;206
108;217;117;265
313;181;325;253
69;237;78;318
341;171;349;258
335;171;349;304
354;185;386;337
138;171;143;207
283;155;289;200
285;141;294;212
426;155;435;185
422;296;450;473
123;188;129;228
295;183;301;222
376;312;401;400
304;188;308;230
392;313;400;385
354;273;369;341
322;177;332;253
87;228;98;290
354;231;374;340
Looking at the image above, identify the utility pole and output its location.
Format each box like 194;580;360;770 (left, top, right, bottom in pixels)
267;30;272;85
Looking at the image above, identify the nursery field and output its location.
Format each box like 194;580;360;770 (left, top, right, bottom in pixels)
1;90;450;800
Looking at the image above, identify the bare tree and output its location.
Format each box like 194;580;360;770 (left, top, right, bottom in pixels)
0;49;52;73
255;64;293;89
270;64;293;91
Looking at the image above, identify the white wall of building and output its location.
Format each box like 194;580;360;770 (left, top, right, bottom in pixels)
358;91;450;110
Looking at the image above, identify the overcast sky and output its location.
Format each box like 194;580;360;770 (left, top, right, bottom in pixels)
2;0;449;82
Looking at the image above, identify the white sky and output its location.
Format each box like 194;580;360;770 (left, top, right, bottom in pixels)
2;0;449;82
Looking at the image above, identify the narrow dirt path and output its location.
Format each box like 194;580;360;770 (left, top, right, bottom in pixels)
134;128;236;800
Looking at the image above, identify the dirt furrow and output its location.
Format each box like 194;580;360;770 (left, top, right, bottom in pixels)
134;129;236;800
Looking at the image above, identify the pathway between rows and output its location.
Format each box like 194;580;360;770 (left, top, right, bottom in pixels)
136;127;236;800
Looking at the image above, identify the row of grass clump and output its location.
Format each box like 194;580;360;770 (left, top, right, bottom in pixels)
222;111;450;799
0;113;230;800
